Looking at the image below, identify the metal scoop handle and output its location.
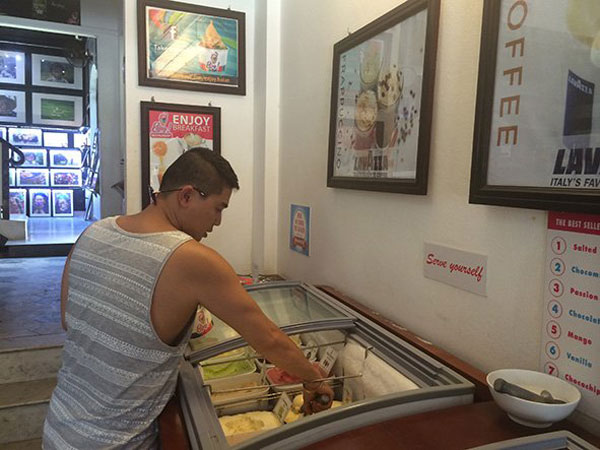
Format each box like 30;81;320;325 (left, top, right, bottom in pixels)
493;378;565;404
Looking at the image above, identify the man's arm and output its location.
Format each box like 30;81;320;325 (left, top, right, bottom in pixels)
60;248;74;331
173;242;333;412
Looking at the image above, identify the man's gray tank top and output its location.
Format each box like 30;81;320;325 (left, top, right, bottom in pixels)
43;216;193;449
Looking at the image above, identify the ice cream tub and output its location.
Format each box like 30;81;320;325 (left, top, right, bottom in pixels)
200;357;256;381
207;372;270;416
218;410;282;446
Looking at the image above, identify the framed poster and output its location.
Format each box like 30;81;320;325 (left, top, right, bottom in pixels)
137;0;246;95
470;0;600;214
0;51;25;84
8;127;42;146
44;131;70;148
20;148;47;167
31;54;83;90
49;149;81;168
140;101;221;207
8;188;26;216
0;89;26;123
327;0;440;194
17;168;49;186
51;169;82;187
32;93;83;127
52;189;74;216
29;188;51;217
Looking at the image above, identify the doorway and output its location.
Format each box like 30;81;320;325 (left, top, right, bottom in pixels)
0;27;105;257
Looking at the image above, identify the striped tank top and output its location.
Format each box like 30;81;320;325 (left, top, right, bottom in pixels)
43;216;193;449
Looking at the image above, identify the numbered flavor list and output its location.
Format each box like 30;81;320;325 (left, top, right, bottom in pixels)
540;211;600;422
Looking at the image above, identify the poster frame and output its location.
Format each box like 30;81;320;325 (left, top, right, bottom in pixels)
326;0;440;195
469;0;600;214
140;101;221;209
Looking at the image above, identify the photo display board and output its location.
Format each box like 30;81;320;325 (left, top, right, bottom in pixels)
540;211;600;422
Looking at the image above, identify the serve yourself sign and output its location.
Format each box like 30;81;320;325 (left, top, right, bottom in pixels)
423;242;488;296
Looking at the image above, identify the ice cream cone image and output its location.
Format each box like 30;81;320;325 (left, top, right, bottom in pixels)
198;20;228;72
152;140;168;185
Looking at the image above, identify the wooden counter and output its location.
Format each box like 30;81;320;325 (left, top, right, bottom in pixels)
159;284;599;449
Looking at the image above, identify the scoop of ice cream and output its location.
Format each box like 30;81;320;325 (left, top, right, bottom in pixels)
200;20;227;49
210;381;259;403
377;66;403;108
219;411;281;436
355;90;378;132
152;141;168;157
183;133;204;148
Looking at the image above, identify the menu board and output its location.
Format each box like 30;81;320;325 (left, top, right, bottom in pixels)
540;212;600;421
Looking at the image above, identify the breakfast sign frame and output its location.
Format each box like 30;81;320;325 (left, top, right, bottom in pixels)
140;101;221;209
137;0;246;95
327;0;440;194
469;0;600;214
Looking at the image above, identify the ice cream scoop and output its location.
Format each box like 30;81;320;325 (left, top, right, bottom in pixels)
493;378;565;404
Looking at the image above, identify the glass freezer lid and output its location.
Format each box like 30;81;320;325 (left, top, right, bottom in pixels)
187;282;355;359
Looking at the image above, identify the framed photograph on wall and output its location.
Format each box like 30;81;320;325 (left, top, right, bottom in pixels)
0;51;25;84
31;54;83;90
17;168;49;186
8;188;26;216
8;127;43;146
20;148;47;168
140;101;221;208
51;169;82;187
0;89;26;123
29;188;51;217
52;189;74;217
44;131;70;148
469;0;600;214
138;0;246;95
327;0;440;195
32;93;83;127
49;149;81;168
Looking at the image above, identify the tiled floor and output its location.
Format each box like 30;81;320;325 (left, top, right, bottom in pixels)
0;257;65;350
7;213;90;246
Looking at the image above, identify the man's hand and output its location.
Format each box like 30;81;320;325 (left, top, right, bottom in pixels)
302;381;334;414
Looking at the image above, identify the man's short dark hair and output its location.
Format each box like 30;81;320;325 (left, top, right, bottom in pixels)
159;147;239;195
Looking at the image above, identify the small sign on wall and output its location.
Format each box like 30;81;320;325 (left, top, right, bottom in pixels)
290;204;310;256
424;242;487;296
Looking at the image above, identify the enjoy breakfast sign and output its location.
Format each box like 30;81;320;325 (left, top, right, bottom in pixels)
423;242;487;296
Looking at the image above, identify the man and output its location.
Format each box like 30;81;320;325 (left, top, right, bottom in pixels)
43;148;333;449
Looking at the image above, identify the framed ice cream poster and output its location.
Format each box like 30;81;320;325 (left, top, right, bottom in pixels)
290;204;311;256
137;0;246;95
140;101;221;208
327;0;440;195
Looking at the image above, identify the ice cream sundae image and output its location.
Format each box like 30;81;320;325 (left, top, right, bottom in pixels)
376;65;404;148
199;20;228;72
353;90;378;149
359;40;383;91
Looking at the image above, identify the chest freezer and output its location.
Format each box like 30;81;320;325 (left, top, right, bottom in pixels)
177;281;475;450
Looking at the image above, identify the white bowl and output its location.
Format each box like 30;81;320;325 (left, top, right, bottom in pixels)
486;369;581;428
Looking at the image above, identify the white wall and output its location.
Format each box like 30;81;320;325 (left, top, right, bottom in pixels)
122;0;257;272
277;0;547;373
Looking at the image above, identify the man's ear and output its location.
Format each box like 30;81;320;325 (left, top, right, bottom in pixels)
177;185;195;205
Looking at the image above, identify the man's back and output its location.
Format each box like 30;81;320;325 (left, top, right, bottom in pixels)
43;217;192;449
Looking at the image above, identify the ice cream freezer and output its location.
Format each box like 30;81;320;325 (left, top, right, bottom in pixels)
177;281;475;450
